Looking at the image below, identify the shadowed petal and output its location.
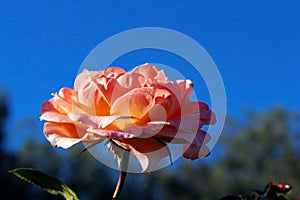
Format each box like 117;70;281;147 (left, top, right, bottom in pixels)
182;102;216;125
143;121;205;144
183;130;211;160
123;137;170;172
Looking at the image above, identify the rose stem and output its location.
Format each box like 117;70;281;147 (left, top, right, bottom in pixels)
112;171;127;200
112;151;130;200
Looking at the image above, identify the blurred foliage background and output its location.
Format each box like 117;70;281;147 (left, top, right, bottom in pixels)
0;89;300;200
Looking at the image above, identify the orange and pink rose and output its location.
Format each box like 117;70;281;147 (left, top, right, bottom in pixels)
40;63;216;172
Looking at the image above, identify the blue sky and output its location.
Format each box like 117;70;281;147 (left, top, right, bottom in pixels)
0;1;299;151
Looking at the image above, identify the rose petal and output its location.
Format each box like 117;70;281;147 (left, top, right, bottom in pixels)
143;121;205;144
176;80;194;103
183;130;211;160
40;101;72;123
130;148;170;173
49;93;73;115
94;77;122;115
132;63;159;80
142;122;177;141
102;67;125;78
153;70;169;83
182;102;216;125
167;118;202;141
110;87;155;120
58;87;74;103
132;63;169;84
43;122;103;149
77;77;111;115
116;72;145;90
43;122;84;148
150;81;194;119
123;137;170;172
68;112;135;129
74;69;102;91
110;72;146;103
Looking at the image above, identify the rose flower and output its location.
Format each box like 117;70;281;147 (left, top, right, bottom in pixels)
40;63;215;172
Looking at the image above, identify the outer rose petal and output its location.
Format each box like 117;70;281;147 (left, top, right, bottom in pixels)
44;122;103;149
40;87;75;123
130;147;170;172
182;101;216;125
43;122;84;148
142;122;194;143
58;87;74;103
49;92;73;115
123;137;170;172
40;101;72;123
183;130;211;160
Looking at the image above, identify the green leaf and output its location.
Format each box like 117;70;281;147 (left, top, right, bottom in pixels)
9;168;79;200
